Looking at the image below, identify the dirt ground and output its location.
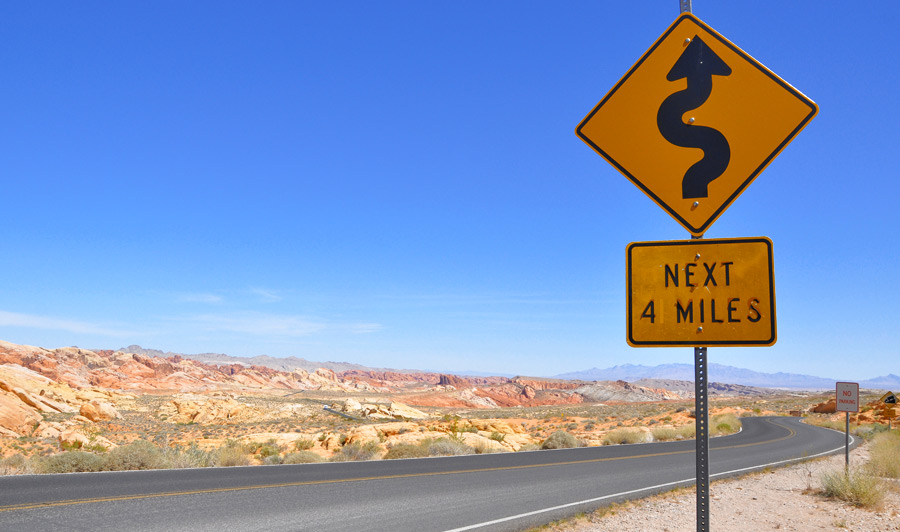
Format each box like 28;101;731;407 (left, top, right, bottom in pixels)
546;443;900;532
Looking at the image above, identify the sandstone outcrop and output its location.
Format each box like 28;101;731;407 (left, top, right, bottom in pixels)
80;400;121;422
335;399;430;420
810;398;837;413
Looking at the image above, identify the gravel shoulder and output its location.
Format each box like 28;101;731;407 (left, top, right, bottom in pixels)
544;442;900;532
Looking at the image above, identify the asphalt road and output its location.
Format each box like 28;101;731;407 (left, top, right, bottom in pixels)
0;417;852;532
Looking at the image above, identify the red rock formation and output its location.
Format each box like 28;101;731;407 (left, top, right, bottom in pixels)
439;374;467;388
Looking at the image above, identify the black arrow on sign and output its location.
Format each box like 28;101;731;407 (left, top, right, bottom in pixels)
657;36;732;199
886;394;897;405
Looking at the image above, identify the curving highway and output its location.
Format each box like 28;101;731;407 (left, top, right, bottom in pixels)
0;417;852;532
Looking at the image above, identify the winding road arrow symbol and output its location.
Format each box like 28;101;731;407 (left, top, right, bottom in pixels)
657;36;732;199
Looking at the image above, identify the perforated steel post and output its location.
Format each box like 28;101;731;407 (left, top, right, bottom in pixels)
680;0;692;14
694;346;709;532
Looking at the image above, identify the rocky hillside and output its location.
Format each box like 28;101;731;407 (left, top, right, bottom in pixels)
0;340;374;394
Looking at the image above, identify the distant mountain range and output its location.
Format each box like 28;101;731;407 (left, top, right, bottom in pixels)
554;363;900;390
115;345;416;375
115;346;899;391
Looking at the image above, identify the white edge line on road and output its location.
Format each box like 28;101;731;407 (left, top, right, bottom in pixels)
442;434;856;532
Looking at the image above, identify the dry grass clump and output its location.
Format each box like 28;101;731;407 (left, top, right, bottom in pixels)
166;442;214;468
866;431;900;478
330;440;383;462
820;467;884;508
294;438;315;451
213;440;252;467
0;454;31;475
541;430;580;449
102;440;168;471
384;441;432;460
427;437;475;456
709;413;742;437
34;451;106;474
282;451;324;464
602;428;646;445
651;425;696;441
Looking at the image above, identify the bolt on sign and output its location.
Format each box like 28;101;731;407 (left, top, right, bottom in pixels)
835;382;860;413
576;13;818;236
626;237;775;347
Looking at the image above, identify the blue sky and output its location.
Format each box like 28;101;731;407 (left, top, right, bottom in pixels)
1;2;897;380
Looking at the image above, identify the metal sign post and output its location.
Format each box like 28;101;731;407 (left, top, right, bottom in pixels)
835;382;859;473
694;346;709;532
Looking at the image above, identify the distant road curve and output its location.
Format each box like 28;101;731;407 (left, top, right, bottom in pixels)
0;417;852;532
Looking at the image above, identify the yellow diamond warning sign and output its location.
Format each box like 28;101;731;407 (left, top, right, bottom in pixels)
577;13;818;236
627;237;776;347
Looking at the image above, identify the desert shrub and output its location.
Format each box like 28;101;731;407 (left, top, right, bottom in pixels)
282;451;325;464
213;444;251;467
867;431;900;478
677;425;696;439
541;430;579;450
709;414;742;436
0;454;28;475
255;441;281;460
427;437;475;456
102;440;169;471
489;431;505;443
517;443;541;452
36;451;105;474
856;423;891;441
330;440;382;462
166;443;213;468
294;438;315;451
384;442;431;460
473;441;500;454
820;468;884;508
602;428;646;445
651;427;678;441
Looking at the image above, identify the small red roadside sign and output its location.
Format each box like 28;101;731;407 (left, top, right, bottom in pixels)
835;382;859;413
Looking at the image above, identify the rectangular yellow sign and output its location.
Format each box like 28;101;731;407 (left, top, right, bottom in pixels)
627;237;776;347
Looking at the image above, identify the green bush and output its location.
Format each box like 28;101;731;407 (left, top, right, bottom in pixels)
294;438;315;451
541;431;579;449
255;441;281;460
282;451;325;464
102;440;169;471
710;414;742;436
36;451;105;474
330;440;383;462
489;431;505;443
820;468;884;508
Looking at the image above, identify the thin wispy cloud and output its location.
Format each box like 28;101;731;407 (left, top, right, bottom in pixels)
349;323;382;334
185;312;326;337
177;293;224;303
249;287;282;303
179;312;381;338
0;310;136;338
